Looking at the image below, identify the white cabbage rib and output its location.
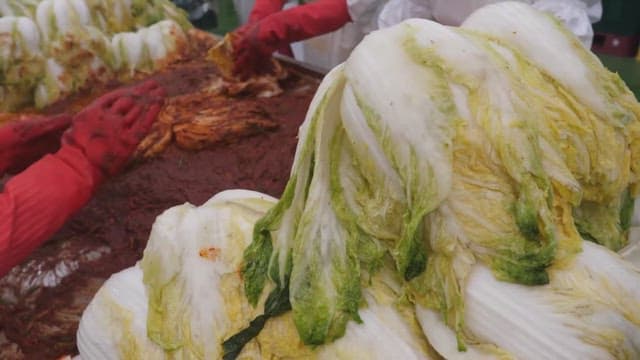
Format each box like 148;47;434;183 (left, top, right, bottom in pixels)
463;1;611;120
344;21;454;207
417;242;640;360
318;292;433;360
0;16;41;56
418;242;640;360
0;0;41;17
77;265;165;359
35;0;92;41
268;66;345;289
111;19;187;73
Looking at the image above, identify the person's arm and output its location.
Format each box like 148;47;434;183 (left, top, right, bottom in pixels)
0;114;72;175
0;80;165;276
0;145;102;276
230;0;351;77
246;0;294;56
247;0;287;23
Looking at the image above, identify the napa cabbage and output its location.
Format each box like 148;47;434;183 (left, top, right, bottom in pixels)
237;2;640;355
0;0;191;110
77;3;640;359
0;16;44;111
78;190;438;360
111;19;188;76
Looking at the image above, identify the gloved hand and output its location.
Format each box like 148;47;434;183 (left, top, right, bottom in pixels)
61;80;166;177
0;114;72;175
0;79;166;277
246;0;293;57
231;0;351;78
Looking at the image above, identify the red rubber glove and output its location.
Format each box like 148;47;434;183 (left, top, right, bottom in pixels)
247;0;286;24
0;80;165;277
246;0;294;56
231;0;351;77
0;114;72;175
62;80;166;177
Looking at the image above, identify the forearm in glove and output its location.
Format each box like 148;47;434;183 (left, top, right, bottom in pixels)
0;145;103;276
231;0;351;76
248;0;287;23
62;80;166;177
0;80;165;277
0;114;72;175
